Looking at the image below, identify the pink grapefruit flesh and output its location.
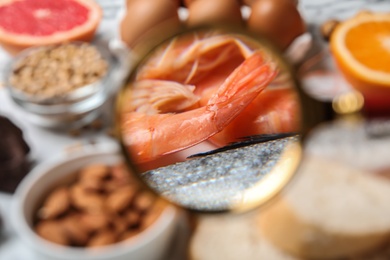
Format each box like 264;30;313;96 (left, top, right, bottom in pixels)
0;0;102;55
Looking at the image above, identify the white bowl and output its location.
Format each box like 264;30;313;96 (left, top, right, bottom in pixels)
11;145;178;260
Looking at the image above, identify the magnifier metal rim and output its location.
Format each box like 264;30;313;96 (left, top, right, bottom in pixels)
114;25;319;214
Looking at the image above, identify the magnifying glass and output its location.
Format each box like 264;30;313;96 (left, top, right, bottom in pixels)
115;26;340;213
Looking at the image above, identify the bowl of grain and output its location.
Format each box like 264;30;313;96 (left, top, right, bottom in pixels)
11;145;179;260
5;42;112;129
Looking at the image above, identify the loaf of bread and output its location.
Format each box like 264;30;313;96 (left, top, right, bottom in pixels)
259;155;390;259
189;212;297;260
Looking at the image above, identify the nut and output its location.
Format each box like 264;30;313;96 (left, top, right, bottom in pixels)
35;220;68;245
79;164;110;191
87;229;117;248
38;186;70;219
320;19;340;41
80;213;110;233
111;216;128;235
124;211;140;227
111;163;131;183
79;163;110;181
133;191;155;212
103;179;127;193
9;43;108;99
103;164;132;192
70;185;105;213
62;214;90;246
34;163;166;248
106;186;137;213
79;178;102;191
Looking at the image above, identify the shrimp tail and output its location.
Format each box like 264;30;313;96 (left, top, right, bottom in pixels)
207;52;277;131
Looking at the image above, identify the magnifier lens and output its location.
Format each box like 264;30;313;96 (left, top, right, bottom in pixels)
117;27;303;213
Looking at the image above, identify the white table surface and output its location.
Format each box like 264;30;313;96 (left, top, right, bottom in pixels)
2;1;390;259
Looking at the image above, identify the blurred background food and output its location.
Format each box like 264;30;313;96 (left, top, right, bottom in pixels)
119;0;306;51
0;115;31;193
259;155;390;259
9;43;108;100
120;0;181;49
0;0;102;55
189;155;390;260
34;162;166;247
329;11;390;113
186;0;243;27
11;148;180;260
5;42;112;129
247;0;306;50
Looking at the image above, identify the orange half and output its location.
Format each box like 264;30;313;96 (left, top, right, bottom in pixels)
330;13;390;94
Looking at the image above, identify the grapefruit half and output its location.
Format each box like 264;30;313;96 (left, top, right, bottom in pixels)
0;0;102;55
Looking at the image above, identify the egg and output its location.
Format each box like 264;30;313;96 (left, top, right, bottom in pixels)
186;0;243;27
183;0;195;7
241;0;256;6
241;0;298;6
120;0;181;48
126;0;180;8
247;0;305;50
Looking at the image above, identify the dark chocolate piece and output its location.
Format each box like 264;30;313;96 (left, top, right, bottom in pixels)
0;115;31;193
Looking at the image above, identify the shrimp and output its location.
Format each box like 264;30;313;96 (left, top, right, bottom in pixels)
122;52;277;163
136;31;256;84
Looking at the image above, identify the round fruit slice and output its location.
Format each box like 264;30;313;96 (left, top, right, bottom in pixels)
330;12;390;93
0;0;102;55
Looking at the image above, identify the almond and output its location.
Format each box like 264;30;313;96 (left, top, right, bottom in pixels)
35;220;68;245
79;164;109;181
70;185;105;213
87;229;117;248
104;179;128;193
111;216;128;236
133;191;155;212
62;214;89;246
111;163;131;183
106;186;137;213
38;186;70;219
80;213;110;233
124;210;140;227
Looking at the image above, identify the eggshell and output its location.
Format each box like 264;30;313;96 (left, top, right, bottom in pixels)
247;0;305;50
186;0;243;27
241;0;298;7
126;0;181;8
183;0;195;7
120;0;181;48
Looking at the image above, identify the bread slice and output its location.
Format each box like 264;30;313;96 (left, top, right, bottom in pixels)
189;212;298;260
259;155;390;259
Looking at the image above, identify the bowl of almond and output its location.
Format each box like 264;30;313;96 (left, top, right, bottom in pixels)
11;145;178;260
